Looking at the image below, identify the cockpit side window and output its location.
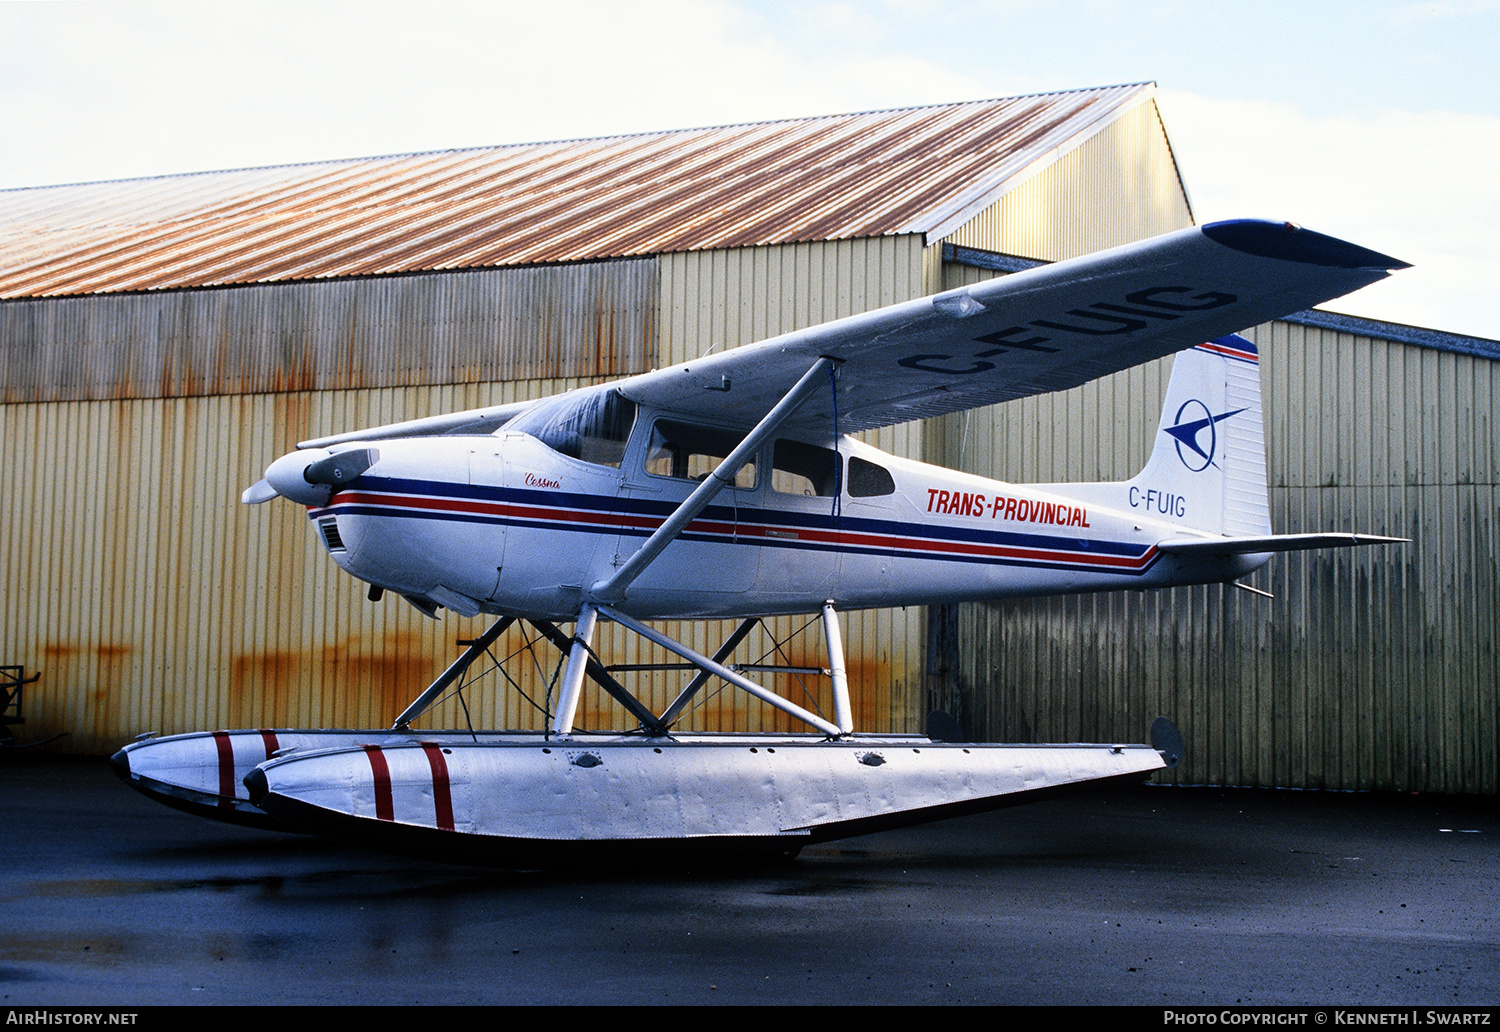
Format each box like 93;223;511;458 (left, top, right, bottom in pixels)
848;456;896;497
772;440;839;497
507;388;636;468
645;420;756;488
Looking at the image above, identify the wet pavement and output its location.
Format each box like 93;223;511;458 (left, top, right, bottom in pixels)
1;754;1495;1006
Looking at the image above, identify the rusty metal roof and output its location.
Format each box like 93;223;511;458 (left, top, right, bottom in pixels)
0;84;1156;298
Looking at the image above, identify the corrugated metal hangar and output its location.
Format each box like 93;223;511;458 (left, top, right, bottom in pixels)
1;82;1493;793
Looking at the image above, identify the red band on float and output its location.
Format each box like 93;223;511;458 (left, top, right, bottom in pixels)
213;731;235;807
420;743;455;832
363;746;395;821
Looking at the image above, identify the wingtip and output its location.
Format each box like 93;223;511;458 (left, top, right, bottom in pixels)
1202;219;1409;271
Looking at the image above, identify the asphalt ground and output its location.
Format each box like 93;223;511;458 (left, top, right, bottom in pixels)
0;754;1495;1007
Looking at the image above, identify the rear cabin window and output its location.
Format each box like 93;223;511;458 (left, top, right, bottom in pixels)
506;388;636;469
645;420;756;489
848;457;896;497
771;440;840;497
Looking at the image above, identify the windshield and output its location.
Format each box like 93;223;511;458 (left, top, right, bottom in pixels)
506;387;637;468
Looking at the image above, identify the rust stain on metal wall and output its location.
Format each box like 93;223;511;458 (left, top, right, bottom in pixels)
335;641;435;728
231;652;299;725
1;260;657;402
230;634;435;729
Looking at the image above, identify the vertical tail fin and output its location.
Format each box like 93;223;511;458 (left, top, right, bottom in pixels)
1129;334;1268;536
1043;334;1269;535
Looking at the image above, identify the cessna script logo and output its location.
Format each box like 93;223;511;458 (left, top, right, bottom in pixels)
897;285;1238;375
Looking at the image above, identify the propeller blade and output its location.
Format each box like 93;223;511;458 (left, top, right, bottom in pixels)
241;479;280;505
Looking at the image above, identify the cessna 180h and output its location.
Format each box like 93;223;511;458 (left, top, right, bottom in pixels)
114;219;1407;866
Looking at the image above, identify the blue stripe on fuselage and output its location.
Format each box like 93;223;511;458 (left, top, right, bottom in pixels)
315;475;1155;572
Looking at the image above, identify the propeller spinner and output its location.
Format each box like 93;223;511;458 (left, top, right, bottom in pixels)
242;446;379;506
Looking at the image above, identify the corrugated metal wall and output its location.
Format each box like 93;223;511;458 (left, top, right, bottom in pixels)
0;240;939;749
940;319;1499;795
0;261;656;402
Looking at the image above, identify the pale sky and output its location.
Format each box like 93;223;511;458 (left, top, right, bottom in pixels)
2;0;1496;339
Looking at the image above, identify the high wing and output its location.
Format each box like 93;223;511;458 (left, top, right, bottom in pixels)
299;219;1405;447
617;219;1405;436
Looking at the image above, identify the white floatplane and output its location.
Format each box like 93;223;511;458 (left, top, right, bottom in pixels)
114;220;1406;865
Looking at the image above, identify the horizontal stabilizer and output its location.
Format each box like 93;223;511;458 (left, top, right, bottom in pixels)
1157;533;1407;556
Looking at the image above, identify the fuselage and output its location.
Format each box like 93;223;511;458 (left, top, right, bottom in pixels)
301;401;1265;621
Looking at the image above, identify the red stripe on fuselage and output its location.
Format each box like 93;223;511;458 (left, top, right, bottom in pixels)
730;522;1157;570
322;493;1155;573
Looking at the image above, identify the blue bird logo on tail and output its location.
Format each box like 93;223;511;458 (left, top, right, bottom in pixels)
1164;400;1244;472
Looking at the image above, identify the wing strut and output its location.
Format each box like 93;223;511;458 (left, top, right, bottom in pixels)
589;356;836;605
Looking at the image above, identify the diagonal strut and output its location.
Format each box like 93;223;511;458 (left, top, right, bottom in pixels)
589;356;836;605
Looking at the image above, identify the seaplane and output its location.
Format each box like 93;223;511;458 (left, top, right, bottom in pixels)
114;219;1407;866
